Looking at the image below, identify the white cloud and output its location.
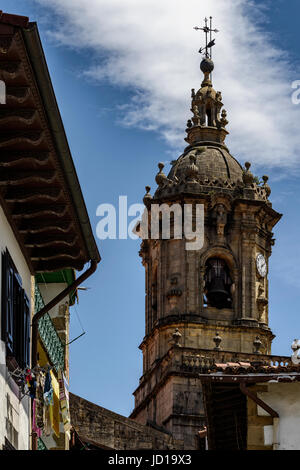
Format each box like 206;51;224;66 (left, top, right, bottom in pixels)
34;0;300;169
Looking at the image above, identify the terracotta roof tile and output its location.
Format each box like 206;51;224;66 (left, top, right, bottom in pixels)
226;362;240;368
211;361;300;375
214;363;228;370
238;362;252;368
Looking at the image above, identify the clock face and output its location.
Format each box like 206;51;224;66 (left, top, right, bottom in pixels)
256;253;267;277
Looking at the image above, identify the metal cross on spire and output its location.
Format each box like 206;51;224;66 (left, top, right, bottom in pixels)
194;16;219;59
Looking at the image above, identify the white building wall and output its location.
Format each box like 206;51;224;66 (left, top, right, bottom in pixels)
38;284;68;318
257;382;300;450
0;205;32;450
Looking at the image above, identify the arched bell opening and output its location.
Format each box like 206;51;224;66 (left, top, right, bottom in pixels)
206;106;212;126
205;102;216;127
204;257;233;309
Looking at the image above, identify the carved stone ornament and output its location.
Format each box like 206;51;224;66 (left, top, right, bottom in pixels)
291;339;300;365
143;186;152;207
167;288;182;309
253;336;262;354
262;175;271;197
213;332;222;350
155;162;168;187
215;203;227;237
171;328;182;347
242;162;254;187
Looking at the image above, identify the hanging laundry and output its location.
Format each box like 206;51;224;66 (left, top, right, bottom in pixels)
23;368;36;399
28;376;37;399
43;369;52;437
25;368;32;385
32;399;42;438
19;372;26;396
58;370;71;439
49;370;60;438
43;370;53;405
36;371;45;429
43;404;51;437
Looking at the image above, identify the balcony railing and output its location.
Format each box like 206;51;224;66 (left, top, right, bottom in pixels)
34;284;65;372
179;347;291;372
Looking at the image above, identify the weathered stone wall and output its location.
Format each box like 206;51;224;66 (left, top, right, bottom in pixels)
161;376;204;449
132;373;204;450
70;393;183;450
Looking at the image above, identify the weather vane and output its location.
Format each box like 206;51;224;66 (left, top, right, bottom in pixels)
194;16;219;59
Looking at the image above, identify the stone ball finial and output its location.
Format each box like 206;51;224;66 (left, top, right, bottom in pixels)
172;328;182;347
200;57;214;74
262;175;271;197
143;186;152;207
253;336;262;354
262;175;268;183
213;332;222;350
243;161;254;187
155;162;167;187
220;109;228;127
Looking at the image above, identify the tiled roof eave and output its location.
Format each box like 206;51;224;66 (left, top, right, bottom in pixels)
0;15;100;272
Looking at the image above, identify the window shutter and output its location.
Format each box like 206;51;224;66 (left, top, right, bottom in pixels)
14;287;30;369
14;281;23;367
7;265;14;355
23;294;30;368
1;250;30;368
1;251;14;355
1;251;6;342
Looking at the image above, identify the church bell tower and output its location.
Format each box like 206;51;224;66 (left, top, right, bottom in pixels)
130;21;281;449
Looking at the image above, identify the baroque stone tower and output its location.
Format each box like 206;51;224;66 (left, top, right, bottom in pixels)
130;54;281;449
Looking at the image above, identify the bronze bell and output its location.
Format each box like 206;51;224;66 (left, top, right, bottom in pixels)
205;258;232;309
207;277;231;309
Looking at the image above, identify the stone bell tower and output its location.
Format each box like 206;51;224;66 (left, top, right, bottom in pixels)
130;50;281;449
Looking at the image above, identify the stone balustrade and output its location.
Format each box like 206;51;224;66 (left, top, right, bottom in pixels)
175;347;291;373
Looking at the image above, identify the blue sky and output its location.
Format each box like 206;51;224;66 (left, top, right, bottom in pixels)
3;0;300;416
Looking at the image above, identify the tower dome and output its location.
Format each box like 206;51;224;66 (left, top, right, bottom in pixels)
150;56;272;202
168;145;243;186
